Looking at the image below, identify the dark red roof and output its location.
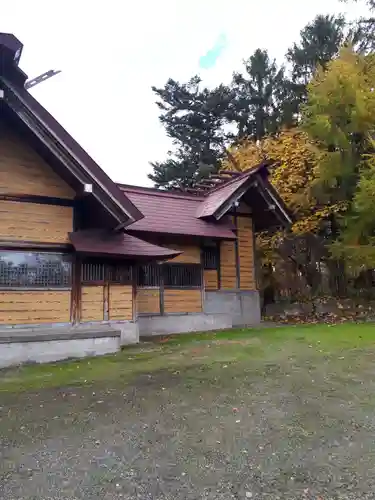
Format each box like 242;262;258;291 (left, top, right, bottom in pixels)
118;186;236;240
69;230;181;259
196;174;251;218
196;164;268;219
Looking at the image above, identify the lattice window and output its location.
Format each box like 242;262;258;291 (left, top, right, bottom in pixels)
0;251;72;288
202;245;219;270
109;264;132;285
163;263;201;288
81;260;105;284
137;263;161;287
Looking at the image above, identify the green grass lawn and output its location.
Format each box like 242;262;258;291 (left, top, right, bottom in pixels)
1;322;374;393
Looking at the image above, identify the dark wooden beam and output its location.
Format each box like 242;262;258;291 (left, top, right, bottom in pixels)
233;209;240;290
159;267;165;316
71;254;81;324
0;240;72;251
0;193;75;207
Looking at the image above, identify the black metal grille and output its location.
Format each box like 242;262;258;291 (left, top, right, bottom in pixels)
163;264;201;288
109;264;132;285
137;263;161;287
203;246;219;270
0;251;72;288
82;260;105;283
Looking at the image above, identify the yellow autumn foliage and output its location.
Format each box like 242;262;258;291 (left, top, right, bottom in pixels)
222;128;347;234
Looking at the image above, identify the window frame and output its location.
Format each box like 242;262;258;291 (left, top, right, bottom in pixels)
162;263;202;289
137;262;203;290
137;263;161;288
0;250;72;290
81;259;132;286
202;244;219;271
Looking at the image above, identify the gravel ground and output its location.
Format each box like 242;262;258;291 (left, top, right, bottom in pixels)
2;334;375;499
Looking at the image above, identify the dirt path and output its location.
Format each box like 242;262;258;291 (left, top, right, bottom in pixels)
2;332;375;499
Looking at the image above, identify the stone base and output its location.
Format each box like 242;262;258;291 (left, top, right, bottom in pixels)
138;313;232;337
0;336;120;369
111;321;139;345
203;290;261;326
0;322;139;368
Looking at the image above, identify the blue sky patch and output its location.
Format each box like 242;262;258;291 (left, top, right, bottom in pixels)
199;33;228;69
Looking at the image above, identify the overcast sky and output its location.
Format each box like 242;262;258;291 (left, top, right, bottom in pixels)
2;0;369;186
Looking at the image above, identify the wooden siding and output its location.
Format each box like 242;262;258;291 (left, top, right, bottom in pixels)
220;240;237;289
0;132;75;199
166;244;201;263
81;286;104;322
109;285;133;320
137;288;160;315
164;289;202;313
204;269;218;290
237;216;256;290
0;291;70;324
0;200;73;244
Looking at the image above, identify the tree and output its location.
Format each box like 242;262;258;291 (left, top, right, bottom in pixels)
287;15;346;84
223;129;333;296
302;47;375;290
286;14;347;114
149;50;295;189
148;77;232;189
230;49;295;140
303;48;375;207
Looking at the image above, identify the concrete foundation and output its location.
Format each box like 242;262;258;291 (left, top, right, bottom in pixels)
0;323;132;368
0;336;120;369
111;321;139;345
203;290;261;326
138;312;232;337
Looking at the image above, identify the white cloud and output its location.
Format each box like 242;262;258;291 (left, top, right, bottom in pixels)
1;0;371;186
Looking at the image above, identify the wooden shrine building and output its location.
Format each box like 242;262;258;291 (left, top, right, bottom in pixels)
0;33;291;367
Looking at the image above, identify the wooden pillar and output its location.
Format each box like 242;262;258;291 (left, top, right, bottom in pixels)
217;241;221;290
132;263;137;321
70;254;82;324
159;264;165;316
233;210;240;290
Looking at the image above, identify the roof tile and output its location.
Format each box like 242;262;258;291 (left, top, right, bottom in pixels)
120;187;236;239
69;230;181;259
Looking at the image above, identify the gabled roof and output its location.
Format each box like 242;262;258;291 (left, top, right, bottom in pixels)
118;185;237;240
0;33;143;229
119;164;292;239
195;169;255;219
69;230;181;260
0;31;291;248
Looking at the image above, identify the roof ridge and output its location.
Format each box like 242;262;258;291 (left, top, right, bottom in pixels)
118;184;205;201
205;163;269;195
